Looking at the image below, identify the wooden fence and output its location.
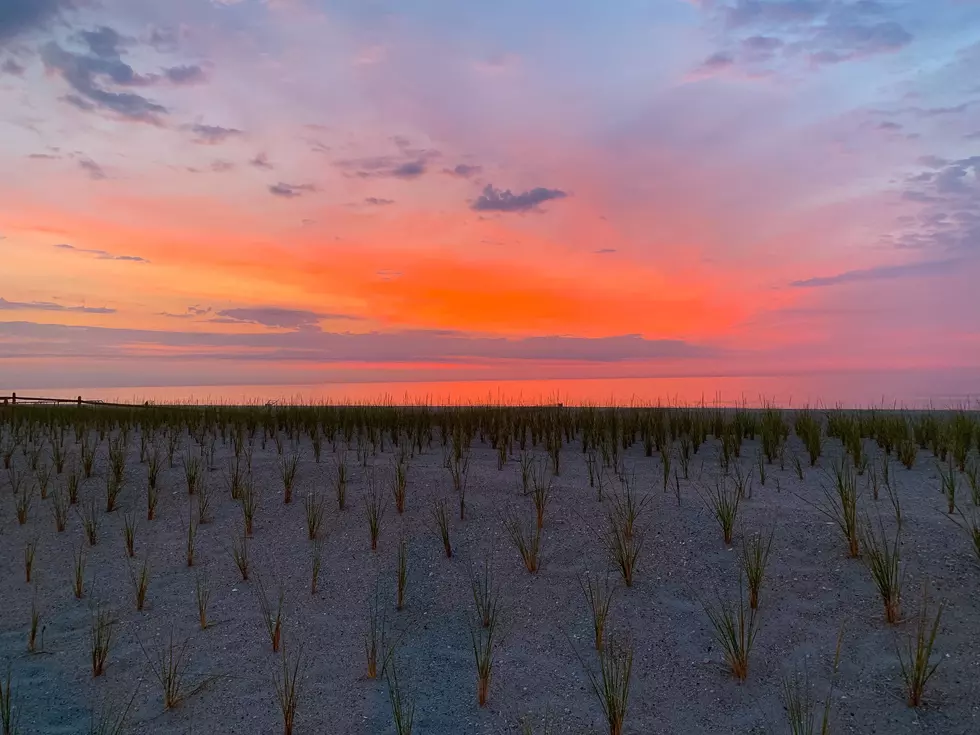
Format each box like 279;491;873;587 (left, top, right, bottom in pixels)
0;393;146;408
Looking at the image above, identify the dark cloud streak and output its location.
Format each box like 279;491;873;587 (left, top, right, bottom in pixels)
54;243;149;263
471;184;568;213
269;182;317;198
790;259;961;287
0;297;115;314
0;0;72;43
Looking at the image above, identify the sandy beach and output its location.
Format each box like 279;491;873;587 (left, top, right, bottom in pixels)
1;405;978;734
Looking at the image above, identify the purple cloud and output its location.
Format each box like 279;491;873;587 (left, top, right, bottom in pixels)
269;182;317;198
54;243;149;263
0;297;115;314
187;124;243;145
471;184;568;213
790;259;960;287
0;0;72;42
78;158;106;180
445;164;482;178
214;307;359;330
164;65;206;85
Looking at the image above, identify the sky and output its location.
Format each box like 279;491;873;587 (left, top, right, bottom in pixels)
0;0;979;405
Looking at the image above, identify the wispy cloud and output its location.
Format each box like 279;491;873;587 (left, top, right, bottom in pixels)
0;321;714;365
334;150;440;179
249;152;273;169
164;64;206;85
40;29;169;123
471;184;568;213
444;163;482;178
689;0;914;75
54;243;149;263
1;58;25;75
213;306;359;330
269;182;317;198
79;158;107;180
0;0;72;43
0;297;115;314
160;305;212;319
790;259;960;288
186;123;243;145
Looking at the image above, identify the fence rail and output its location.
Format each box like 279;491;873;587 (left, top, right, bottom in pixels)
0;393;147;408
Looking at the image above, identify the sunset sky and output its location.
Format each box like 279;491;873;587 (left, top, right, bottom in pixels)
1;0;978;405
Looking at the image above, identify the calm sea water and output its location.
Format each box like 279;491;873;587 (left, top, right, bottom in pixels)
14;370;980;408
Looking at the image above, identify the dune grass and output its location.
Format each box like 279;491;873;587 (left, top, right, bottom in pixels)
123;511;137;558
146;478;159;522
333;452;348;510
396;539;408;611
782;623;845;735
72;544;87;599
23;539;36;585
80;495;100;546
531;465;553;530
27;588;41;654
581;571;615;650
810;459;860;558
469;601;500;707
310;537;323;595
938;456;957;514
604;515;642;588
14;482;34;526
1;662;18;735
391;456;409;514
898;584;945;707
577;636;633;735
274;644;305;735
702;574;760;681
195;571;211;630
139;629;193;710
239;476;259;537
35;462;51;500
447;447;471;519
3;403;978;730
741;527;774;610
304;490;327;541
257;578;285;653
365;478;387;551
860;515;903;625
279;448;300;504
898;439;917;470
431;497;453;558
147;446;161;495
471;557;500;629
506;515;541;573
365;591;395;680
519;451;535;495
129;556;150;611
183;453;201;496
610;470;650;541
232;526;250;581
700;477;743;546
197;475;214;524
387;659;415;735
67;464;80;506
87;685;138;735
90;605;114;677
185;505;197;567
953;507;980;563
